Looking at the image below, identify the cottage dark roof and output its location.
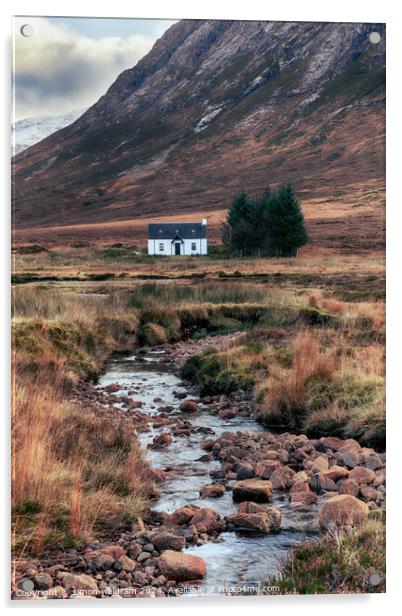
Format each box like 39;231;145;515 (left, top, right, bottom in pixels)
148;222;206;240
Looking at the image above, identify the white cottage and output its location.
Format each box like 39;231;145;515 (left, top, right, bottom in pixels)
148;218;208;256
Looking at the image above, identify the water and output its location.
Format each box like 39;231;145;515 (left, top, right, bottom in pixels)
97;350;320;593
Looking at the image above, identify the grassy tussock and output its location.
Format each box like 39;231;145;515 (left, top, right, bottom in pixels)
12;368;155;555
181;290;384;447
276;519;385;594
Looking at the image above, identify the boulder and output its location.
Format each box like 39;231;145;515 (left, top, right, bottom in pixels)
359;485;379;502
200;483;225;498
348;466;376;485
158;550;206;581
319;495;369;530
322;466;350;482
100;545;125;559
338;442;363;468
190;507;223;533
227;507;281;534
311;455;329;474
179;400;199;413
236;463;255;480
291;470;309;484
291;490;318;505
60;573;99;594
255;459;281;479
290;481;318;504
150;531;186;552
309;473;337;493
270;466;296;489
365;453;384;471
115;554;136;572
339;478;360;497
218;408;237;419
151;433;173;449
168;505;200;525
232;479;273;502
92;552;115;570
32;573;53;590
289;481;310;495
319;436;346;451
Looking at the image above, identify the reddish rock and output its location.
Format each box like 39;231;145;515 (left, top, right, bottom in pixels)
311;455;329;474
200;483;225;498
179;400;199;413
339;478;360;497
168;505;200;526
190;507;223;533
348;466;376;485
270;466;296;489
116;554;136;572
60;573;99;594
104;384;120;393
150;530;186;551
291;470;309;484
319;436;346;451
291;490;318;505
289;481;310;495
32;573;53;590
227;507;281;533
319;495;369;530
201;439;215;451
232;479;273;502
255;459;281;479
158;550;206;581
218;408;237;419
359;485;379;502
322;465;350;482
151;433;173;448
236;463;255;480
309;473;337;493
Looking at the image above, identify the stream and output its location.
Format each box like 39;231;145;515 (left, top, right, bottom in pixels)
97;348;320;594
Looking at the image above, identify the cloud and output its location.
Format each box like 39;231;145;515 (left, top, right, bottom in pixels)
13;17;162;119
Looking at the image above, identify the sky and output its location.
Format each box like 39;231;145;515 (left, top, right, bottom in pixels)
13;16;176;120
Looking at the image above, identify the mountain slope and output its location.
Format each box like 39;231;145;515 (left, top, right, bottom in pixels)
12;20;385;233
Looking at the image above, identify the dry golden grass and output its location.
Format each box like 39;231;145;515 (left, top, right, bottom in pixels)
12;367;155;555
11;290;156;556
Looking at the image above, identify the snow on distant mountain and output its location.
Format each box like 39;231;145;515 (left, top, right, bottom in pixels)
11;109;85;155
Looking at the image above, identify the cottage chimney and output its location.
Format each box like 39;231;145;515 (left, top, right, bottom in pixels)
202;217;208;225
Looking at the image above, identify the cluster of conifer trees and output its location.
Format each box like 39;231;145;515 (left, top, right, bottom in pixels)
222;184;308;257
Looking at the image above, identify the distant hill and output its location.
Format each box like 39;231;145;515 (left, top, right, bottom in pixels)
12;109;85;155
12;20;385;252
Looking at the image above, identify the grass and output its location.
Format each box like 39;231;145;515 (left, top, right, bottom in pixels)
275;519;385;594
181;290;385;448
12;366;156;556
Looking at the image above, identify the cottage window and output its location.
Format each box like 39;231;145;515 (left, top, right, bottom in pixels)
159;243;164;251
191;242;196;251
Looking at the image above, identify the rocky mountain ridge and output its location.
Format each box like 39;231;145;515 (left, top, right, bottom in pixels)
12;20;385;232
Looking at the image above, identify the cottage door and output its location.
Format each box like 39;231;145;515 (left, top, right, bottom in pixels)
175;243;181;255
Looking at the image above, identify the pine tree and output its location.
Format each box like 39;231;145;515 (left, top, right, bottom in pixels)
269;184;308;256
226;190;255;255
